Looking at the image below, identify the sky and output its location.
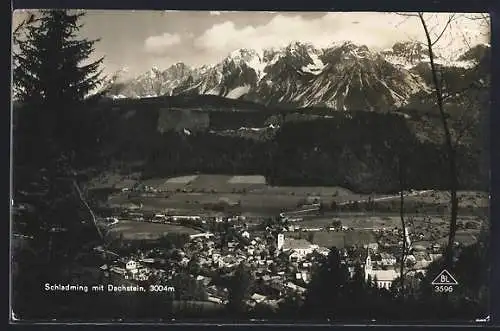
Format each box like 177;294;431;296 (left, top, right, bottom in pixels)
12;10;490;79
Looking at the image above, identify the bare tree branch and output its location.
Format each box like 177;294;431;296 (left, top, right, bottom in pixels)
395;15;412;29
393;12;428;48
398;157;408;291
395;12;420;17
431;14;456;47
417;12;459;268
464;13;490;22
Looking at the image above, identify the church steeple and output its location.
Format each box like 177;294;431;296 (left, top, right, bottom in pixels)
404;226;412;249
277;233;284;251
364;247;372;281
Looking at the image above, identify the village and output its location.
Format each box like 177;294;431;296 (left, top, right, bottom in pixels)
94;207;447;310
13;171;483;313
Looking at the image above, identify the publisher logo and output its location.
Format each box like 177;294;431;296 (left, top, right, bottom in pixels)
431;269;458;293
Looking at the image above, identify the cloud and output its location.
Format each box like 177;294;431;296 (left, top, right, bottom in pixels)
193;12;489;59
209;11;221;16
144;32;182;54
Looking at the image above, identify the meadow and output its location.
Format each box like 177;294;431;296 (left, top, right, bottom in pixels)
105;220;200;240
96;174;488;224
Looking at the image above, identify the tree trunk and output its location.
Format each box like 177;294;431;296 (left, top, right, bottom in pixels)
398;157;406;291
418;13;459;268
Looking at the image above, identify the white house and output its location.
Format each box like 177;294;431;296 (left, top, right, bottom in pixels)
364;250;399;290
276;233;285;252
363;242;379;251
125;260;138;273
301;271;311;283
241;231;250;239
370;269;399;289
380;252;397;266
180;257;190;266
133;273;149;281
282;237;318;261
172;215;201;222
208;296;227;305
251;293;267;304
348;266;356;278
315;247;331;257
190;232;214;240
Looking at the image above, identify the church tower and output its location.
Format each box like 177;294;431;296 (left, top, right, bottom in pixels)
404;226;412;249
364;248;372;281
277;233;284;251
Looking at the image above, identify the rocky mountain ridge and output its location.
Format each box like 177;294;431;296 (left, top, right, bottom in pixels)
105;41;489;111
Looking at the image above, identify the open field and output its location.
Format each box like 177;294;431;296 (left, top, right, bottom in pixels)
140;174;270;192
105;220;200;240
402;190;488;209
285;230;376;249
296;215;405;229
93;173;356;196
141;178;186;191
107;193;488;220
295;214;484;229
165;175;198;184
250;185;360;198
412;228;481;247
228;175;266;184
288;225;481;250
108;192;303;214
95;174;489;220
436;229;481;246
185;174;267;191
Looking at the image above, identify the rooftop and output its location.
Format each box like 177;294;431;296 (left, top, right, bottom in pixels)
283;238;314;250
368;269;399;281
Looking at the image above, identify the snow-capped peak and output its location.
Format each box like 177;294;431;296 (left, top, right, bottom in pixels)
105;39;486;112
286;41;312;52
229;48;261;61
226;48;266;79
107;67;131;84
146;66;163;78
382;41;430;69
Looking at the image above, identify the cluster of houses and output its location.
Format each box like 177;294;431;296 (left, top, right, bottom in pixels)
96;223;328;307
95;209;447;309
360;227;444;289
101;258;155;282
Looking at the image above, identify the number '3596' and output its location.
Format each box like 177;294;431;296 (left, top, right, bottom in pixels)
434;285;454;293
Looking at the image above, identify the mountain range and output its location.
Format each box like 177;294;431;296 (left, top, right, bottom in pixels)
104;41;490;111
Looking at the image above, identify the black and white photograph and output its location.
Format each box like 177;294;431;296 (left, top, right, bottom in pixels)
11;9;491;323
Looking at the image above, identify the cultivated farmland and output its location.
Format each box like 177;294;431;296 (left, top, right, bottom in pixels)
105;220;200;240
